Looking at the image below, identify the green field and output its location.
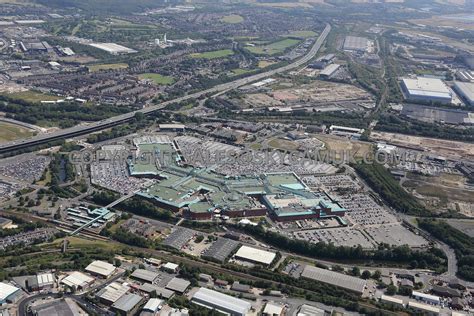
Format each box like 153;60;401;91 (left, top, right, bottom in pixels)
258;60;276;68
138;73;175;85
286;30;317;38
88;63;129;72
247;38;300;55
230;68;254;76
5;90;62;103
190;49;234;59
0;121;34;143
221;14;244;24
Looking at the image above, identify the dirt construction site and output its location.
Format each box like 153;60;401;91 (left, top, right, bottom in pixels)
237;80;373;109
371;131;474;160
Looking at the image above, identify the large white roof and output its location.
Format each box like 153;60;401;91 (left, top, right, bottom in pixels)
61;272;94;288
98;282;130;303
37;273;54;286
402;77;451;99
412;291;440;302
143;298;164;312
234;245;276;265
191;287;251;315
85;260;116;277
0;282;19;301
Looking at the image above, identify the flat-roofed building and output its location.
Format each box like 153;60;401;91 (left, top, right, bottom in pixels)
85;260;116;278
412;291;440;305
301;265;366;295
329;125;365;138
233;245;276;266
319;64;341;79
112;293;143;316
130;269;160;283
454;81;474;106
408;301;439;315
263;302;284;316
138;284;174;299
159;124;186;132
61;272;94;290
165;277;190;294
401;77;452;104
162;262;179;273
97;282;130;305
31;298;86;316
380;295;405;307
37;273;55;289
191;287;251;316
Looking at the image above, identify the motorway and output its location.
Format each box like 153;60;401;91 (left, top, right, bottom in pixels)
0;24;331;155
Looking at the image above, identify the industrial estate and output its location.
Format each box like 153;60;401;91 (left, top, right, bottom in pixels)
0;0;473;316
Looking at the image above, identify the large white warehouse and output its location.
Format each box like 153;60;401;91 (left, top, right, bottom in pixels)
401;77;452;104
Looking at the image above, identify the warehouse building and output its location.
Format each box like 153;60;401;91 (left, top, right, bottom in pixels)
380;295;405;307
263;302;284;316
202;238;240;263
36;273;55;289
31;298;85;316
165;277;190;294
161;262;179;274
408;301;439;315
297;304;325;316
300;265;367;295
191;287;252;316
130;269;160;283
85;260;116;278
60;272;94;290
97;282;130;305
139;284;174;299
0;282;21;304
453;81;474;106
142;298;164;314
112;293;143;316
319;64;341;79
233;245;276;266
401;77;452;104
412;291;440;305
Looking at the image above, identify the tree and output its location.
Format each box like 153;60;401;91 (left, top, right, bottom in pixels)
351;266;360;276
372;270;381;280
361;270;371;280
386;284;397;295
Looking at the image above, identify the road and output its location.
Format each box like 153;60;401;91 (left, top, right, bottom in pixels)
17;271;124;316
0;24;331;155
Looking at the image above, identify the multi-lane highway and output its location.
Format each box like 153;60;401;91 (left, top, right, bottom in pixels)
0;24;331;155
